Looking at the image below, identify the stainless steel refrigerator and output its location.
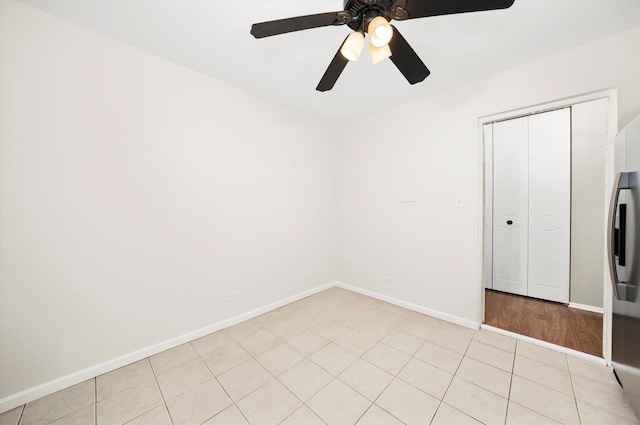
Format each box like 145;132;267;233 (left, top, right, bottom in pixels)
610;114;640;416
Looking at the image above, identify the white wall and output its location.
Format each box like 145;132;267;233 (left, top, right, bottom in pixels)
2;0;640;408
336;27;640;323
0;1;336;400
571;99;609;308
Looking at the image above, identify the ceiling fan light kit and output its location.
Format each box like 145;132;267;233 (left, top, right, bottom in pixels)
341;31;366;61
250;0;516;92
368;16;393;47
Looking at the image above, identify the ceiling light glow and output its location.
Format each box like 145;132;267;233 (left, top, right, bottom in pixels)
368;16;393;47
340;31;365;61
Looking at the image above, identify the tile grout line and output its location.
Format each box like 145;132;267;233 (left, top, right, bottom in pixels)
511;373;580;424
252;302;336;423
232;400;252;425
275;363;332;403
278;304;431;423
147;355;175;425
325;310;418;425
400;325;443;425
195;339;253;425
91;359;160;420
16;405;25;425
502;340;518;425
351;401;375;425
216;311;316;422
430;330;521;423
336;294;477;422
352;320;439;424
214;316;345;424
513;341;581;424
351;404;375;425
431;329;476;423
280;332;373;422
445;328;470;372
513;349;586;392
279;403;328;425
40;386;99;425
567;355;583;425
382;322;487;424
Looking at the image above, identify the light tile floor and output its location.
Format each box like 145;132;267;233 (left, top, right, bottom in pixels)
2;287;639;425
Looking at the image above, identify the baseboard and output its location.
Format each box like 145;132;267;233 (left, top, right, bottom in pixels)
568;302;604;314
0;281;336;413
1;280;481;412
481;324;607;365
335;281;480;330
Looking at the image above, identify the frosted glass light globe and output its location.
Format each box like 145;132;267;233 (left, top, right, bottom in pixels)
369;16;393;47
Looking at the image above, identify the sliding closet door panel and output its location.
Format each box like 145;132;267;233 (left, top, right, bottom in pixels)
492;117;529;296
527;108;571;303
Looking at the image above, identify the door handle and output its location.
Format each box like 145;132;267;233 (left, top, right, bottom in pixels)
618;204;627;266
507;220;513;225
608;172;630;301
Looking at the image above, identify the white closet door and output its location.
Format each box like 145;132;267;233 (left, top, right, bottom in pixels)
527;108;571;303
492;116;529;296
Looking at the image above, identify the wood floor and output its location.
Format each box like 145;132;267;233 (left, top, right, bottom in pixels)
484;289;603;357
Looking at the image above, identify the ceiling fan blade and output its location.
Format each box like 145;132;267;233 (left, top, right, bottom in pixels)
251;12;345;38
316;39;350;92
403;0;515;20
388;26;430;85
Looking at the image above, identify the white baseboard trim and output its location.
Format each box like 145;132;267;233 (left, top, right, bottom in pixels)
0;281;336;413
568;302;604;314
335;281;480;330
481;324;607;365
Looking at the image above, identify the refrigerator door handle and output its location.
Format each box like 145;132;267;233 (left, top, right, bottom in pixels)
608;172;630;300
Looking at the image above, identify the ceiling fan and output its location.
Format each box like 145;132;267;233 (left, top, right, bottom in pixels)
251;0;515;92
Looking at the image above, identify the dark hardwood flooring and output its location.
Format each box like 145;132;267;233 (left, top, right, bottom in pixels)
484;289;603;357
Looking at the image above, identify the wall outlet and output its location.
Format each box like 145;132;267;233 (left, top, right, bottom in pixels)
385;276;396;285
227;291;238;301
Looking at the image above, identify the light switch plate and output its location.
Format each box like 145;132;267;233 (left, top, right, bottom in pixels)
455;195;464;208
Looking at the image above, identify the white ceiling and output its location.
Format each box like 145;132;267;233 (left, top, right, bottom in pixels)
22;0;640;124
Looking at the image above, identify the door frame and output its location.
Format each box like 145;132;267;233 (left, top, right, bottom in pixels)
476;88;618;363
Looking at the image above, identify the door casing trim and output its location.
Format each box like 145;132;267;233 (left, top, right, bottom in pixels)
476;88;618;363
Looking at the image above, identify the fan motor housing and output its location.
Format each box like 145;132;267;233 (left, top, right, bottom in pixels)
342;0;407;30
343;0;394;10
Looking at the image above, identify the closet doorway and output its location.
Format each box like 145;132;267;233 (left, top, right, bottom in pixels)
481;94;612;358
